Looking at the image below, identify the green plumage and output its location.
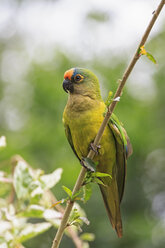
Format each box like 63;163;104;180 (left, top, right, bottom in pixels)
62;68;132;237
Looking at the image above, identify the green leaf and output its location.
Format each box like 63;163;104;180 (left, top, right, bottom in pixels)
80;233;95;242
13;161;33;199
17;222;52;243
72;189;82;201
69;208;80;223
72;221;82;232
139;45;157;64
73;203;86;218
83;184;92;203
93;177;106;186
62;185;72;198
84;171;93;184
30;182;43;200
40;168;63;190
68;204;89;232
83;158;97;172
79;217;90;225
146;52;157;64
105;91;113;106
93;172;112;178
18;205;45;218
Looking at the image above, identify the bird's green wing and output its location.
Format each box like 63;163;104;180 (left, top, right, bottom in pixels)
110;113;133;158
63;123;80;161
109;113;133;202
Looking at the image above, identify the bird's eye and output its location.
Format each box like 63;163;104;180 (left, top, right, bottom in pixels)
74;74;82;82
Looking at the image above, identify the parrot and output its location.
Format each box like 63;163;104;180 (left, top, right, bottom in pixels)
62;68;132;238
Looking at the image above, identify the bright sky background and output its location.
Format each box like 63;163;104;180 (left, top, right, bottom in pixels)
0;0;164;127
0;0;164;59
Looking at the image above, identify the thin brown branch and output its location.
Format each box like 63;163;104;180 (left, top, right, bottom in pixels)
51;1;165;247
47;191;83;248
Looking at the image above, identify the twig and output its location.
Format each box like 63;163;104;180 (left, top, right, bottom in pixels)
51;1;165;247
47;191;83;248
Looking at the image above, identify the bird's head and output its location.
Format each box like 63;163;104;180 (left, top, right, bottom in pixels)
62;68;102;100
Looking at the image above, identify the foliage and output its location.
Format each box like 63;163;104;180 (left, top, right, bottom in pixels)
0;148;94;248
139;45;157;64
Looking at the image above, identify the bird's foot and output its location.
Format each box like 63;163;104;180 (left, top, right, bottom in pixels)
90;143;101;155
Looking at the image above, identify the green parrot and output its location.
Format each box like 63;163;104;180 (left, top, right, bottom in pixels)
62;68;132;238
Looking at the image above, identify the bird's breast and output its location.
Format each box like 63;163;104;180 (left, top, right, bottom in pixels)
64;101;116;174
71;111;101;158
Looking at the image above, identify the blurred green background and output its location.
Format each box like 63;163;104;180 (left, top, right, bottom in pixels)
0;0;165;247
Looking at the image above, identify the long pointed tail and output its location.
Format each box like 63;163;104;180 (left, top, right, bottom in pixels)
99;179;123;238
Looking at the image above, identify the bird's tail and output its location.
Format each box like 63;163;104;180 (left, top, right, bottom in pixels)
99;179;123;238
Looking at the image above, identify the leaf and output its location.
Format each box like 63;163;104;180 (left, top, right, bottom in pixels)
70;214;90;232
62;185;72;198
72;222;82;232
84;171;93;185
43;209;62;227
93;177;107;186
40;168;63;190
80;233;95;242
51;199;65;208
68;203;90;231
13;161;33;199
18;205;45;218
105;91;113;106
0;230;13;245
17;222;52;243
73;203;86;218
79;217;90;225
83;158;97;172
83;184;92;203
30;184;44;199
84;170;111;187
93;172;112;178
139;45;157;64
146;52;157;64
69;208;80;223
71;189;82;201
43;209;62;220
0;221;12;233
0;243;8;248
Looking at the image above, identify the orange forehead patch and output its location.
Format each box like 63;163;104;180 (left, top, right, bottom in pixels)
64;68;74;80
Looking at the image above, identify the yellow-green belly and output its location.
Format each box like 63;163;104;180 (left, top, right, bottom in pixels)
65;103;116;175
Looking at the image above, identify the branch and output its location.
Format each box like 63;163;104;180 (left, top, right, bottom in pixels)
51;1;165;247
48;191;83;248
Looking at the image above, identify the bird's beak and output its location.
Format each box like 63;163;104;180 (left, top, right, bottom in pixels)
62;79;74;93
